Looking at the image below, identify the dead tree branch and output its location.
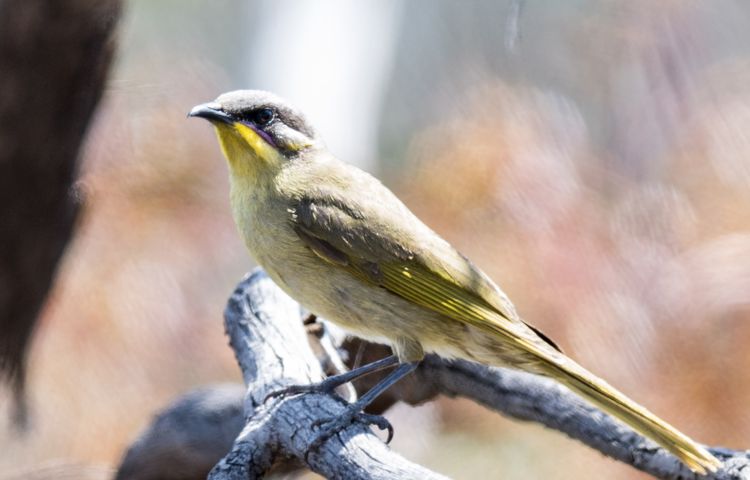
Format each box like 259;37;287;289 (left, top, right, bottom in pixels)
206;269;447;480
117;269;749;480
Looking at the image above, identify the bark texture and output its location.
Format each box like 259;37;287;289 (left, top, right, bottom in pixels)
118;269;750;479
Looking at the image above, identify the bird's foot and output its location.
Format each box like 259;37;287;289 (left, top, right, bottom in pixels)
305;407;394;461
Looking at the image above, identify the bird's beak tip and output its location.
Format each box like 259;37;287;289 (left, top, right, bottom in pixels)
188;102;231;124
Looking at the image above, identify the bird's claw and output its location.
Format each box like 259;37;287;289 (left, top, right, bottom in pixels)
356;412;394;443
305;410;394;461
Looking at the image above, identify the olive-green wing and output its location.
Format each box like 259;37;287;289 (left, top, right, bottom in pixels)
290;194;561;354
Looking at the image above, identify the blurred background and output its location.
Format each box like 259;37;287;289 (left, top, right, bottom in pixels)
1;0;750;478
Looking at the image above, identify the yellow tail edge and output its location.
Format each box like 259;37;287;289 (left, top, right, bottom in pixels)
543;360;722;475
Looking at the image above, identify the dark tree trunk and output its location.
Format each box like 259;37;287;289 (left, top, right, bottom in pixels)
0;0;121;425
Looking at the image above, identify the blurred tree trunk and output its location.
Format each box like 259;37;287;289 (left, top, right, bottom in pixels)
0;0;121;425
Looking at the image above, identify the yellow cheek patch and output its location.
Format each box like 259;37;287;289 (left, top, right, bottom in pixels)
281;134;313;153
233;122;284;165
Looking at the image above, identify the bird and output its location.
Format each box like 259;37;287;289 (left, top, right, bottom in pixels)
189;89;722;474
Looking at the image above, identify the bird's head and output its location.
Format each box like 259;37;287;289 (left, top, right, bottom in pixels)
189;90;321;179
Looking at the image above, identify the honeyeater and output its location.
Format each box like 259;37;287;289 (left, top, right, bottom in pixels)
190;90;721;474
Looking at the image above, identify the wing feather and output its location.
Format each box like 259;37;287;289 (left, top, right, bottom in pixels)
288;183;561;354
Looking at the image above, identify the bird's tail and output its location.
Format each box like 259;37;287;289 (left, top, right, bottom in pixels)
537;358;722;474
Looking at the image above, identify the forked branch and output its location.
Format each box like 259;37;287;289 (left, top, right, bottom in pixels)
117;269;750;480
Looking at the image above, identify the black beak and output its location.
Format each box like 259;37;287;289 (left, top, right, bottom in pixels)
188;102;233;124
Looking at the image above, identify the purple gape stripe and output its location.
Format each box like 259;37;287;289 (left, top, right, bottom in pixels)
242;121;277;149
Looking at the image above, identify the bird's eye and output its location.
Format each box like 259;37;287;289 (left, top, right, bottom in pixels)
249;108;275;126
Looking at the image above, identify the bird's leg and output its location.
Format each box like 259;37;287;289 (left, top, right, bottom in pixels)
306;315;358;401
306;361;420;459
265;355;399;402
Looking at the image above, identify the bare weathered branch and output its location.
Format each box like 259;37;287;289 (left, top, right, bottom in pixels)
207;269;447;480
416;358;748;479
115;385;245;480
336;339;749;479
117;268;749;479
